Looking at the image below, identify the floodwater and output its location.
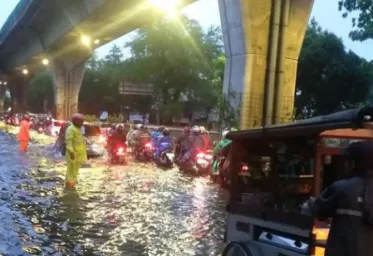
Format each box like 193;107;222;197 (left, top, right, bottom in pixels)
0;132;227;255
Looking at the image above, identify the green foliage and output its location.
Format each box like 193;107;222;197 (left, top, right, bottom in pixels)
124;15;224;123
295;19;373;118
338;0;373;41
27;72;54;113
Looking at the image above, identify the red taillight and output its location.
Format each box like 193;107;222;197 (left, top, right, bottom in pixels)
241;165;249;172
145;143;152;148
117;147;124;153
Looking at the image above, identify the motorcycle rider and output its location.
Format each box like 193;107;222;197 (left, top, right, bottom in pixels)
151;126;164;145
107;124;126;153
175;126;191;161
127;124;140;147
199;126;212;150
212;130;232;176
182;126;205;162
134;124;151;151
155;128;173;159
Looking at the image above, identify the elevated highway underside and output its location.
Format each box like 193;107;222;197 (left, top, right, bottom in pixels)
0;0;314;127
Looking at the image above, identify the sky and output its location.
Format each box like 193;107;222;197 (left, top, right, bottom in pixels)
1;0;372;60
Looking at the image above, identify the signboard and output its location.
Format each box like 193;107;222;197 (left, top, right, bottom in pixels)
119;80;153;95
322;138;363;148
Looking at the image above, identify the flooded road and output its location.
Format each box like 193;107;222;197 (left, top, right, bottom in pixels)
0;133;227;255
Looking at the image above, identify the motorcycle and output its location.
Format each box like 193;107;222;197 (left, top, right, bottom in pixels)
109;143;127;165
134;142;154;161
179;150;213;175
154;142;174;167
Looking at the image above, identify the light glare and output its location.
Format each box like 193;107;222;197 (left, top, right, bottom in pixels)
22;69;29;75
42;58;49;65
94;39;100;45
149;0;181;14
81;35;91;46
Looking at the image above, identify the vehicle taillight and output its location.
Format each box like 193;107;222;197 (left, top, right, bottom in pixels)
117;147;124;153
145;143;152;148
241;165;249;172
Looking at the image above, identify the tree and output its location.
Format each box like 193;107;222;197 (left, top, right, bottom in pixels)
27;72;54;113
338;0;373;41
125;15;224;123
295;19;373;118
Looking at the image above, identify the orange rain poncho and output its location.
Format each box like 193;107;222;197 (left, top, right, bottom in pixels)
18;119;30;152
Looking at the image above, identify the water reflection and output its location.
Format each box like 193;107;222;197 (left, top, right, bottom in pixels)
0;132;227;255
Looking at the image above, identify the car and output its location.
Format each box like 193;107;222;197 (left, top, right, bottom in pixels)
81;123;107;157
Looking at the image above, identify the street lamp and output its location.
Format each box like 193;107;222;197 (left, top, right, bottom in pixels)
42;58;49;66
81;35;91;46
22;69;29;75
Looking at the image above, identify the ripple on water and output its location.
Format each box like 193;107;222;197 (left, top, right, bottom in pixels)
0;132;227;255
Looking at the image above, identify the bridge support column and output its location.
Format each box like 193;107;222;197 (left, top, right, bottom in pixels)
219;0;314;129
0;85;6;112
51;49;91;120
7;75;31;113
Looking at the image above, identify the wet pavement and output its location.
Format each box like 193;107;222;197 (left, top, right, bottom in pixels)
0;132;227;255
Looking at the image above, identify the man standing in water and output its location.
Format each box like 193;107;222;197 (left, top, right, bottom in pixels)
65;113;87;188
17;115;30;152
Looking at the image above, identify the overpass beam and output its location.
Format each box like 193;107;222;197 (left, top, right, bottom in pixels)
7;74;31;113
219;0;314;129
51;49;91;120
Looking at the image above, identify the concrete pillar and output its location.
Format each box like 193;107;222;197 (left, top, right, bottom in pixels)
0;85;6;112
50;49;91;120
218;0;314;129
7;74;31;113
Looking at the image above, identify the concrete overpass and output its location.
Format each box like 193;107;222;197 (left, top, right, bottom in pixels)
0;0;314;128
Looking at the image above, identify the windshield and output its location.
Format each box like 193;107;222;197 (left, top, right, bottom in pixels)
82;125;101;137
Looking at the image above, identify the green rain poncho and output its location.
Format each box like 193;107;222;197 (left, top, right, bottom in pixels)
65;124;87;183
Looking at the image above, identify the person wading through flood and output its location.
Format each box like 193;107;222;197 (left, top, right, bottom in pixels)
17;114;31;152
65;113;87;188
305;141;373;256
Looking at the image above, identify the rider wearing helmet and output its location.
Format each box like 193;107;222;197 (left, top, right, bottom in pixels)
211;130;233;179
151;126;164;145
134;124;151;148
65;113;87;188
199;126;212;150
182;126;205;161
155;128;173;159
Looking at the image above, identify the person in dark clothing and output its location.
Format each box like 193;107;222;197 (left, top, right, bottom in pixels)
175;126;191;160
307;141;373;256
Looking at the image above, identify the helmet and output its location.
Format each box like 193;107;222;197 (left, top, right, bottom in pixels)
71;113;84;127
116;124;124;131
183;126;191;134
23;115;30;121
163;128;170;136
192;125;200;134
135;124;143;130
222;130;229;139
200;126;206;134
